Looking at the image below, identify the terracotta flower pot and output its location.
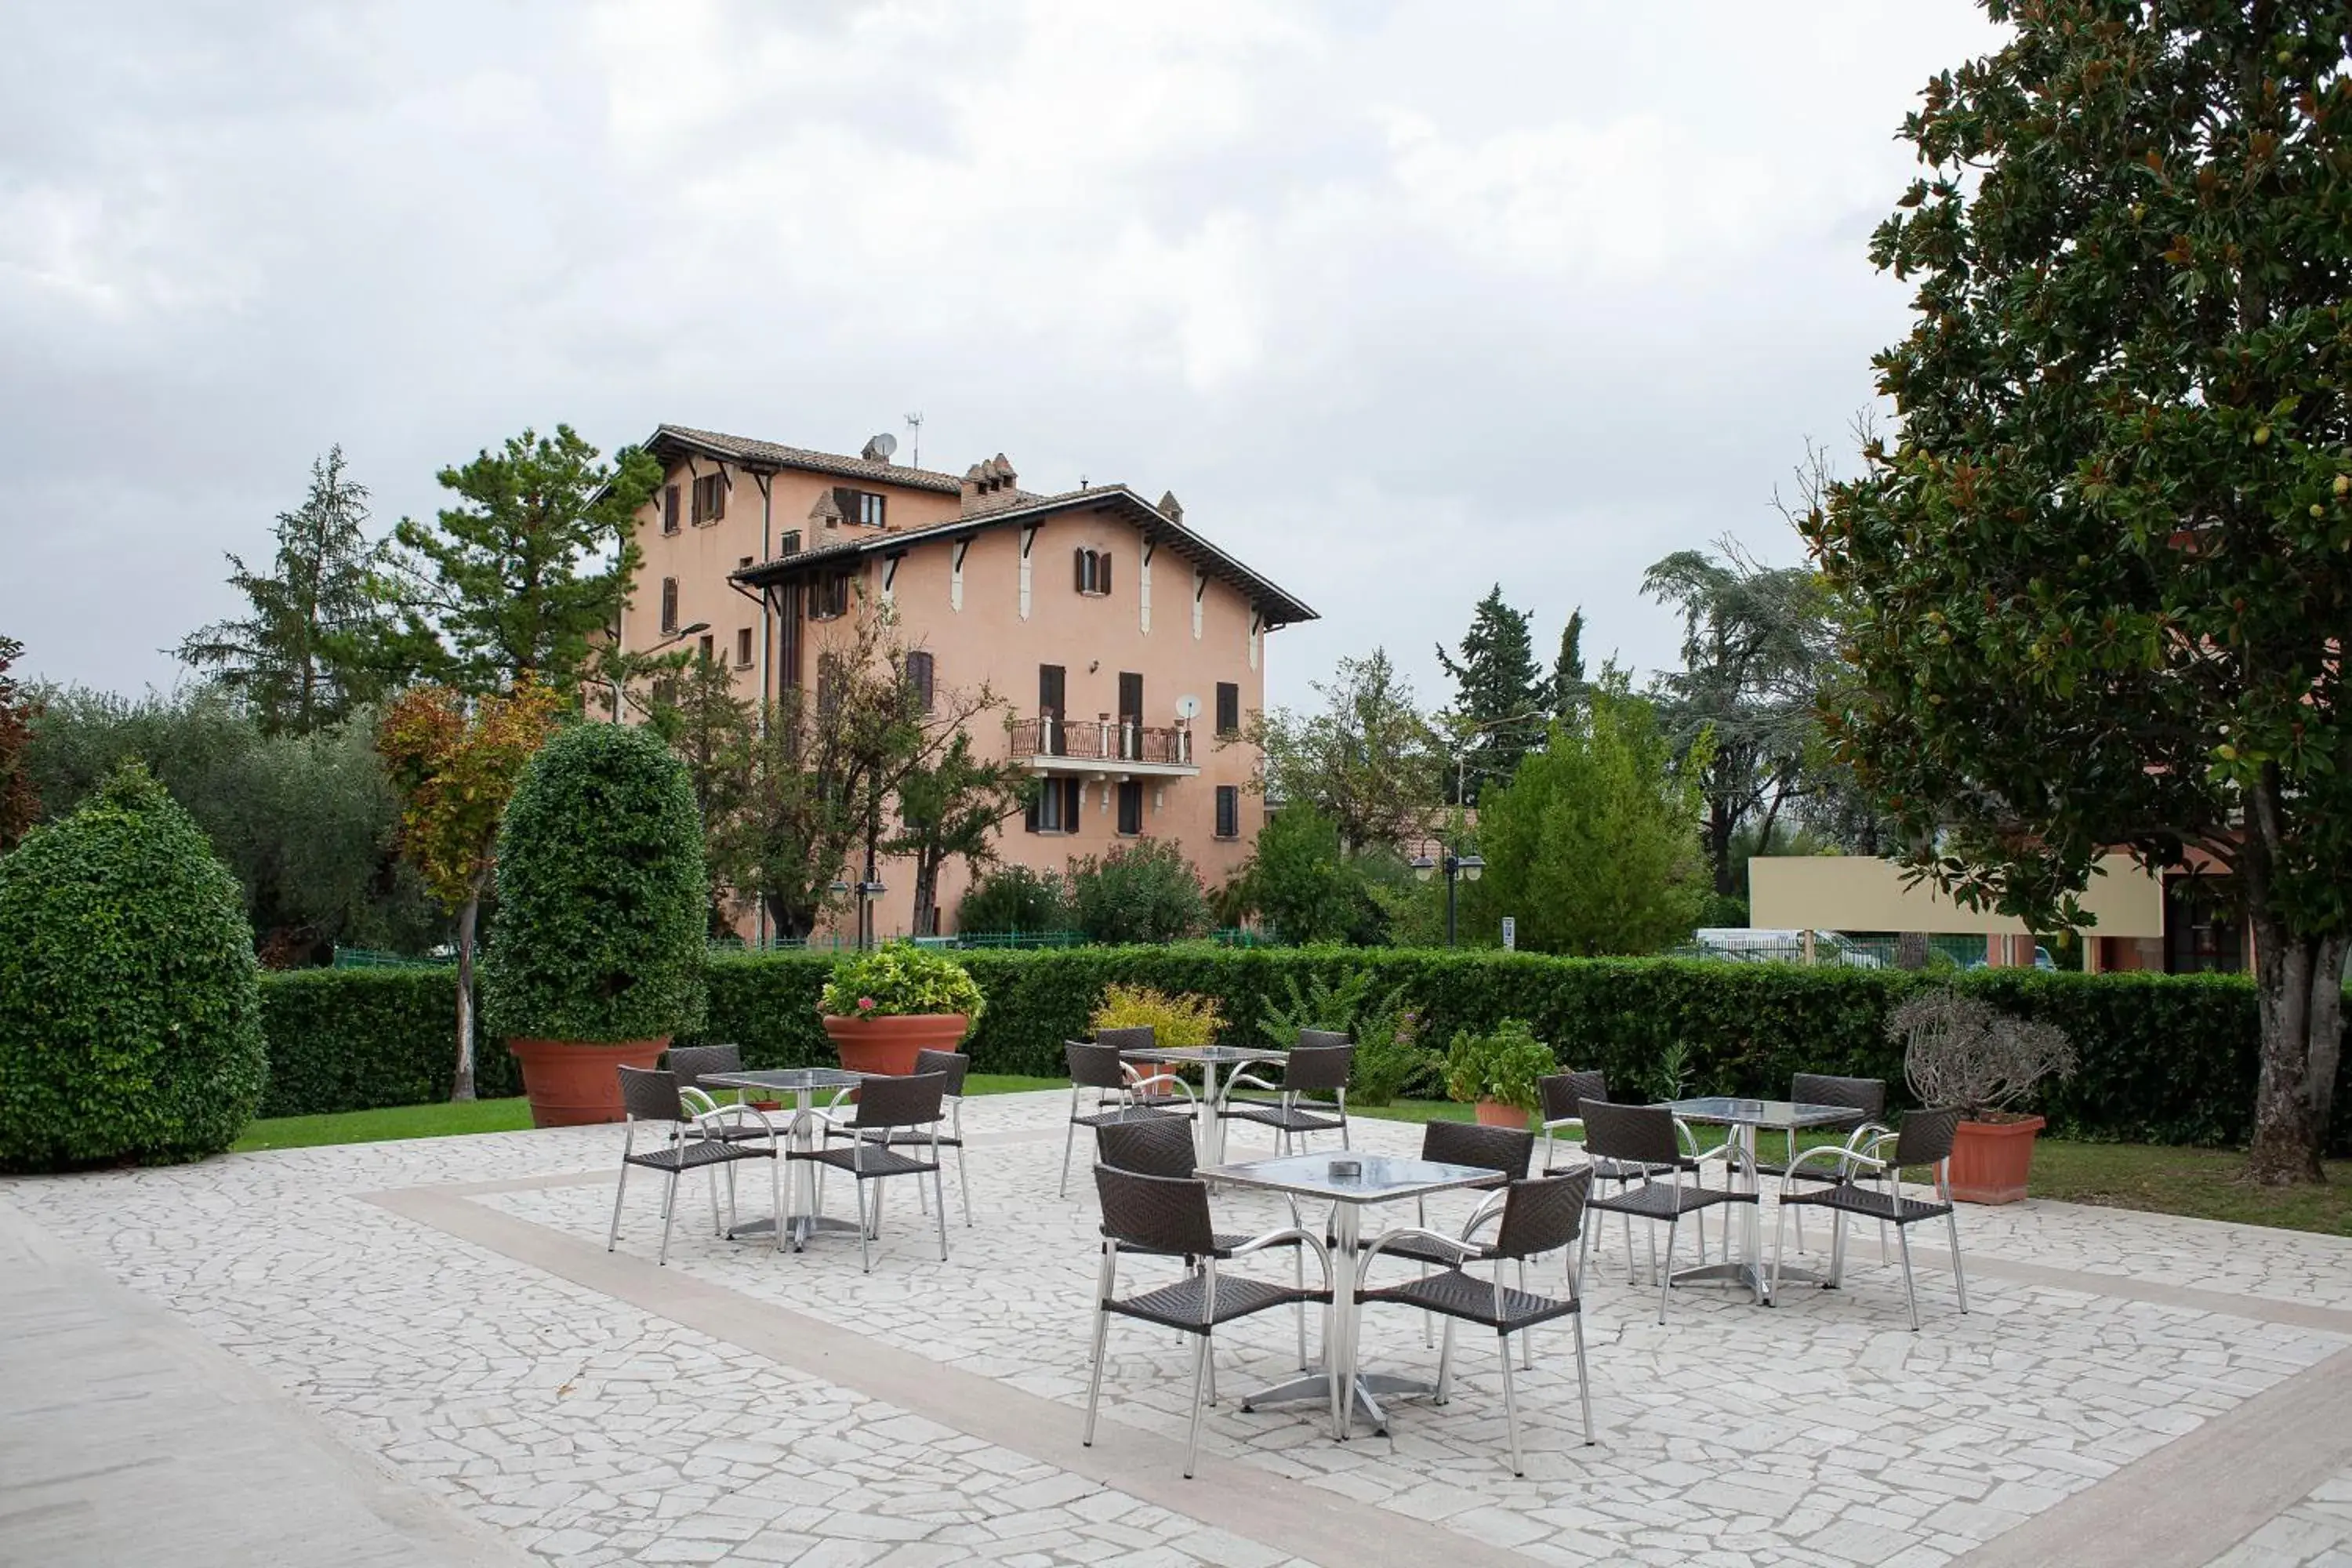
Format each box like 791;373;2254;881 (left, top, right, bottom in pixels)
821;1014;969;1076
1473;1098;1533;1130
1947;1114;2045;1204
507;1036;670;1127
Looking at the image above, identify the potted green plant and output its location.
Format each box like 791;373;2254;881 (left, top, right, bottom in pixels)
820;942;985;1076
1889;988;2078;1203
1091;984;1221;1098
1443;1018;1554;1129
481;724;709;1127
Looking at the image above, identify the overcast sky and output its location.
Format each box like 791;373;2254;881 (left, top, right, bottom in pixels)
1;0;2001;714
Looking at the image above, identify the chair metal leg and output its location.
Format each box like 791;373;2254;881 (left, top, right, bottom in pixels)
770;1156;785;1255
1436;1317;1457;1403
1574;1218;1595;1303
1572;1310;1595;1445
1656;1218;1678;1325
710;1163;724;1237
607;1160;630;1251
658;1168;681;1266
1518;1261;1534;1370
1185;1332;1211;1479
1499;1332;1524;1477
1947;1207;1969;1314
1294;1247;1308;1370
934;1168;949;1262
956;1105;973;1225
1770;1196;1790;1301
1895;1219;1920;1331
1082;1307;1111;1444
1060;1113;1078;1198
855;1181;872;1274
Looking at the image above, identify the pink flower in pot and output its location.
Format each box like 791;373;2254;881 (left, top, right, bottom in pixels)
856;996;877;1014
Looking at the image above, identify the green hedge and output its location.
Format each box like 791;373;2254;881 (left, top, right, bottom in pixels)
254;946;2341;1153
258;967;515;1116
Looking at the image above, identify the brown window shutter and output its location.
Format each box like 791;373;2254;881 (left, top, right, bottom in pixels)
1063;778;1081;827
663;485;680;533
1074;548;1087;592
1101;552;1112;595
834;486;858;527
710;475;725;522
661;577;678;632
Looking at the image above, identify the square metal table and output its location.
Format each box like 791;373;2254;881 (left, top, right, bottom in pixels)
1199;1152;1505;1436
1118;1044;1286;1165
701;1068;865;1250
1661;1096;1867;1302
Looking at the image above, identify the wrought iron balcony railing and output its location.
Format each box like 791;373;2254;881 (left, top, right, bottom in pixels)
1009;716;1196;768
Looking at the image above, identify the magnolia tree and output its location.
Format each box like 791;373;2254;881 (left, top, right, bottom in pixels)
1806;2;2352;1181
377;681;562;1099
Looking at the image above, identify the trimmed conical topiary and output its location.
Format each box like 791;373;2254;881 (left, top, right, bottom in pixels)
480;722;707;1044
0;763;267;1171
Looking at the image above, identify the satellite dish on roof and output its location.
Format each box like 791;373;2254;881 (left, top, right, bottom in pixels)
862;432;898;463
1175;695;1201;720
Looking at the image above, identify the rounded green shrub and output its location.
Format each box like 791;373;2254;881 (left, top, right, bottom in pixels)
481;722;707;1043
0;764;267;1171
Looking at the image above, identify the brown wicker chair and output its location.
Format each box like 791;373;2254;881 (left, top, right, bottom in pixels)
1754;1073;1889;1255
1577;1100;1757;1321
1061;1036;1188;1197
792;1072;951;1272
1359;1170;1596;1475
606;1066;780;1265
1082;1165;1333;1477
828;1048;975;1225
1773;1108;1968;1330
1216;1036;1353;1154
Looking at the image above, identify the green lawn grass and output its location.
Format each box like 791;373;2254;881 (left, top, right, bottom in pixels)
230;1073;1065;1153
231;1085;2352;1237
1348;1100;2352;1237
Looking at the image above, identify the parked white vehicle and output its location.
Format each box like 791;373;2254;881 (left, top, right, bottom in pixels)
1690;928;1886;968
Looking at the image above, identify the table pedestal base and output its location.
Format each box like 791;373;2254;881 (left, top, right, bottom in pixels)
727;1213;865;1250
1241;1370;1430;1437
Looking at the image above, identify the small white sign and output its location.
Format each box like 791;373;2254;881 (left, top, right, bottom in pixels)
1501;916;1516;951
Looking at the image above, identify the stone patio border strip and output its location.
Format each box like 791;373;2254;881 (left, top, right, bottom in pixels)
1909;1246;2352;1337
1951;1344;2352;1568
365;1182;1549;1568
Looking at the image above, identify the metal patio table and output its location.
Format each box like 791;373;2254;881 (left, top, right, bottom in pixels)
701;1067;865;1250
1200;1151;1504;1437
1118;1044;1286;1165
1661;1095;1867;1303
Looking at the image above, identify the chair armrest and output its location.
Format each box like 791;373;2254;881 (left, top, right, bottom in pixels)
681;1086;721;1117
1124;1071;1196;1105
694;1103;779;1142
1218;1072;1283;1102
1359;1225;1480;1270
1229;1227;1334;1289
1541;1116;1586;1138
1457;1190;1509;1240
1782;1142;1866;1181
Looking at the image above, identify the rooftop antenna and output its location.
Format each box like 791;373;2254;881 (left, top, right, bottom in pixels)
903;411;924;470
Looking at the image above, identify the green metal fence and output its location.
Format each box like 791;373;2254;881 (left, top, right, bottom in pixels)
330;946;454;970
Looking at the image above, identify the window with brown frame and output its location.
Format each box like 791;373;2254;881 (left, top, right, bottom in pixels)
905;650;935;713
1214;785;1240;840
809;572;852;620
834;487;885;528
660;577;679;633
735;627;753;667
1116;779;1143;836
691;473;726;524
698;633;715;664
1025;776;1083;834
662;485;681;535
1073;547;1113;595
1215;682;1240;738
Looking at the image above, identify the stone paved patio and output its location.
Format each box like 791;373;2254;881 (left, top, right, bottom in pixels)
3;1088;2349;1568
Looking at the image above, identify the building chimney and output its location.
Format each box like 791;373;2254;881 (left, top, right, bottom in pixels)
808;488;844;534
1156;490;1183;524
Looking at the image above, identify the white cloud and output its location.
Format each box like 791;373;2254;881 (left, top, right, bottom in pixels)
0;0;2004;709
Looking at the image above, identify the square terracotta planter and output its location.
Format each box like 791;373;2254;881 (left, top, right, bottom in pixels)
1948;1114;2045;1203
1474;1099;1533;1130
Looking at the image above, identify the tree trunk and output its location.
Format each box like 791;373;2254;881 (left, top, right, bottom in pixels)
2310;935;2347;1148
910;851;941;938
1896;931;1929;971
1709;797;1736;897
2246;915;2335;1184
452;891;480;1104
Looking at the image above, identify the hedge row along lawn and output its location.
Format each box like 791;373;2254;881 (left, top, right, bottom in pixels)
252;946;2347;1155
228;1087;2352;1236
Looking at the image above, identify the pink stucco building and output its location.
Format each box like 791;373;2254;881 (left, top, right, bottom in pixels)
616;424;1316;941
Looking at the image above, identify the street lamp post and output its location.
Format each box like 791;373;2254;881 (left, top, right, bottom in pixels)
1410;846;1485;948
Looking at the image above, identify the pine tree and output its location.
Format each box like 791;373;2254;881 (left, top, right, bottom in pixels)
175;448;405;734
390;426;661;695
1548;607;1587;719
1435;585;1545;804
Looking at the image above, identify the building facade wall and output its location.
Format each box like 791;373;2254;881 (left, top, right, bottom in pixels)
619;450;1284;943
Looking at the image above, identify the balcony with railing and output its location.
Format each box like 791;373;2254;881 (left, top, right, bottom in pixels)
1009;716;1199;775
